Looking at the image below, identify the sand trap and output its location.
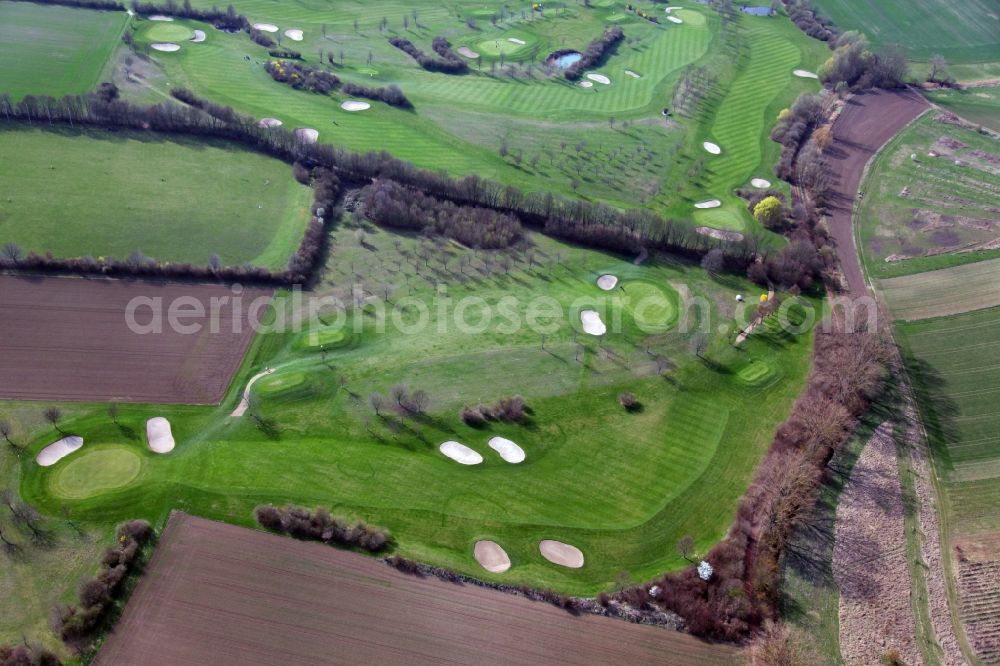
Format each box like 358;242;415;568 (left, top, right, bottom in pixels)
151;43;180;52
597;274;618;290
586;73;611;85
231;367;275;417
703;141;721;154
146;417;175;454
284;28;303;41
440;441;483;465
579;81;594;88
507;37;526;45
667;15;684;23
457;46;479;59
750;177;771;188
539;540;584;568
148;14;173;21
695;199;722;209
488;436;525;463
253;22;278;32
36;436;84;467
258;117;283;128
793;69;818;79
190;29;206;42
581;309;606;336
474;540;511;573
340;100;370;111
664;6;682;12
625;69;640;79
295;127;319;144
696;226;744;242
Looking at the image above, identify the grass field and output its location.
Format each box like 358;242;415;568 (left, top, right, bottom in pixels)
856;112;1000;279
810;0;1000;64
11;230;814;602
0;2;126;99
879;258;1000;321
0;124;312;268
926;86;1000;132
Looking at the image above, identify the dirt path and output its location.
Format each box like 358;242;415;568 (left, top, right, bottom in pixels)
734;287;775;344
825;89;928;294
833;421;920;665
230;368;275;417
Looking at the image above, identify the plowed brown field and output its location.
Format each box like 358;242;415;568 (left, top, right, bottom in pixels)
96;513;740;665
0;275;268;404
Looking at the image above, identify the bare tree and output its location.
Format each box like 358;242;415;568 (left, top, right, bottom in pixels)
390;383;408;407
690;332;708;359
368;393;385;417
43;407;63;434
0;419;16;451
676;535;695;563
408;389;430;414
700;248;724;276
107;404;119;424
1;242;23;264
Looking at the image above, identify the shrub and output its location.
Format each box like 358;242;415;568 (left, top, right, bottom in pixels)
253;505;391;552
0;643;60;666
389;37;468;74
753;196;784;230
618;392;640;411
564;27;624;81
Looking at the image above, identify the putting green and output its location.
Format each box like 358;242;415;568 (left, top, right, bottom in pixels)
606;13;627;22
50;447;142;500
737;358;778;386
257;371;308;396
622;281;679;332
694;206;746;231
675;9;707;27
475;37;528;56
299;326;352;350
145;23;194;42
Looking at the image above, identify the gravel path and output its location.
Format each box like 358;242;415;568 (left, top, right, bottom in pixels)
834;421;920;665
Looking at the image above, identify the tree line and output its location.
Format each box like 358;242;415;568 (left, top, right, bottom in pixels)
362;178;522;249
563;26;624;81
51;520;154;646
388;37;469;74
254;505;391;552
262;61;411;107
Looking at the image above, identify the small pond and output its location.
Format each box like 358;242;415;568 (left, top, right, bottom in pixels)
548;50;582;69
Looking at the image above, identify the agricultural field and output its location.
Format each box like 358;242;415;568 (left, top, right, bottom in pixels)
809;0;1000;64
856;112;1000;279
0;125;313;269
926;85;1000;133
96;512;739;664
0;2;126;99
896;306;1000;664
879;258;1000;321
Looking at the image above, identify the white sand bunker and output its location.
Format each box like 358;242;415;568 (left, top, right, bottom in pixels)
231;367;275;417
750;177;771;188
474;540;511;573
539;540;585;568
457;46;479;59
258;117;283;128
581;309;606;336
151;43;180;52
190;29;206;42
586;73;611;85
695;199;722;209
341;100;370;111
703;141;721;154
36;436;84;467
667;15;684;23
793;69;818;79
579;81;594;88
440;441;483;465
488;436;525;463
696;226;744;242
625;69;640;78
295;127;319;144
253;22;278;32
597;274;618;290
146;417;175;454
664;6;682;12
284;28;303;41
148;14;173;21
508;37;526;45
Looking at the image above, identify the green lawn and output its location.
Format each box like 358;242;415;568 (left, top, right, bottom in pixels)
0;124;312;269
856;113;1000;279
0;2;126;99
13;229;814;602
809;0;1000;64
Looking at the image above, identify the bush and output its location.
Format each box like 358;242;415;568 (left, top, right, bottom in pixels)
564;27;624;81
253;504;391;552
0;643;61;666
389;37;468;74
618;392;640;411
340;82;410;108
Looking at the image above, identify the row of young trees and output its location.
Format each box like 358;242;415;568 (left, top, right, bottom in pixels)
362;178;523;249
388;37;469;74
630;325;889;640
460;395;528;427
781;0;838;43
563;26;624;81
51;520;153;646
254;505;391;552
818;31;907;91
260;60;411;108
